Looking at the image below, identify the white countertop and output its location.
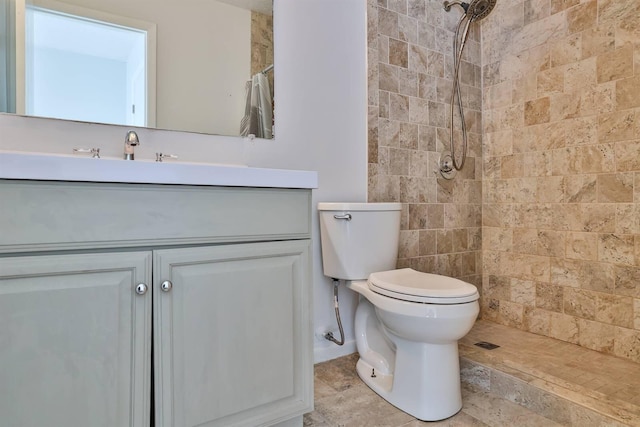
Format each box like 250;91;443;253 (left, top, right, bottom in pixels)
0;152;318;189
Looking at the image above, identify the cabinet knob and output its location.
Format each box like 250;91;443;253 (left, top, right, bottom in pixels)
135;283;148;295
161;280;173;292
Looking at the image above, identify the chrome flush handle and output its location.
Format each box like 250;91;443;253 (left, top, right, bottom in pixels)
333;214;352;221
155;153;179;162
73;147;101;158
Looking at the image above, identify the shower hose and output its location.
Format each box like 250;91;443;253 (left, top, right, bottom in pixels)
449;12;474;170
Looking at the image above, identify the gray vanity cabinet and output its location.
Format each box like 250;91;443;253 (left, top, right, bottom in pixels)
153;241;311;427
0;179;313;427
0;251;153;427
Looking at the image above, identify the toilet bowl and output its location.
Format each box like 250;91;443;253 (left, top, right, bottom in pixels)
349;269;478;421
317;203;479;421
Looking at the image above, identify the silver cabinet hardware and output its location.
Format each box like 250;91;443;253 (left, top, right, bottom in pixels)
161;280;173;292
333;214;352;221
73;148;100;158
135;283;148;295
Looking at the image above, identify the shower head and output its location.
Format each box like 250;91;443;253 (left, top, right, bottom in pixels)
443;0;496;21
467;0;496;21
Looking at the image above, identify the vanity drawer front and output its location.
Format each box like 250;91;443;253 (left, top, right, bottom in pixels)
0;180;312;253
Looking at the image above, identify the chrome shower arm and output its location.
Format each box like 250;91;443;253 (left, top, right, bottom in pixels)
443;1;469;12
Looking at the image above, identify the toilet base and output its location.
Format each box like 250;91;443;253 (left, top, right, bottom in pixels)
347;280;477;421
355;337;463;421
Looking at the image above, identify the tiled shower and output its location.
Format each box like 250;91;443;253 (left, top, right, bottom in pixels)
367;0;639;364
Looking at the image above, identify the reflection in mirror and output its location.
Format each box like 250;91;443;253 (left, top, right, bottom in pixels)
25;3;154;127
0;0;274;138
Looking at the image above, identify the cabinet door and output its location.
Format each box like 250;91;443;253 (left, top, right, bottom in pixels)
0;252;152;427
154;240;313;427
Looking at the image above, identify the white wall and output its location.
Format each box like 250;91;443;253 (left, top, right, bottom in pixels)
0;0;368;363
246;0;369;362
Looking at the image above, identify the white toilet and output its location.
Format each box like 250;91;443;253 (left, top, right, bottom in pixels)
317;202;479;421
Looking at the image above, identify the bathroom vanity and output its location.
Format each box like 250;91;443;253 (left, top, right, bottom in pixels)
0;153;316;427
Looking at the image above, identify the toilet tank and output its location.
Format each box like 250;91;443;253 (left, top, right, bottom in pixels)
318;202;402;280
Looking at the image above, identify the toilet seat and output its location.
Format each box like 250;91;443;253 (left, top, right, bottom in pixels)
368;268;479;304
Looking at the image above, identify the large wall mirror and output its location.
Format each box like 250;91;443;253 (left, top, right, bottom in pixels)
0;0;274;139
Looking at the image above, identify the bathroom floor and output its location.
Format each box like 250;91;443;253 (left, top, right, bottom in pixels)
305;320;640;426
305;352;560;426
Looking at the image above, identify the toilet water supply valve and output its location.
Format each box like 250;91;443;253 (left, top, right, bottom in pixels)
325;279;345;346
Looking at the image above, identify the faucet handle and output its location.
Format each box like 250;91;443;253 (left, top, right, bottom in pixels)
156;153;179;162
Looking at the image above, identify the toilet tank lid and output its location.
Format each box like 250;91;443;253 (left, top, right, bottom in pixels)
317;202;402;211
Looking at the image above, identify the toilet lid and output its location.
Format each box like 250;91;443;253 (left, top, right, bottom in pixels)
368;268;479;304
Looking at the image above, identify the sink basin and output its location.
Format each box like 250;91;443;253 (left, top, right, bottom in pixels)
0;152;318;189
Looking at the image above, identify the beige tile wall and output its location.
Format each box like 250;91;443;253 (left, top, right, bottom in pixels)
367;0;639;363
251;11;274;96
480;0;640;363
367;0;483;287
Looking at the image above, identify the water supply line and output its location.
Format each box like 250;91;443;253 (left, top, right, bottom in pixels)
324;279;345;346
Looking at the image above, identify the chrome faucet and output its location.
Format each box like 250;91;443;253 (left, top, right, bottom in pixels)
124;130;140;160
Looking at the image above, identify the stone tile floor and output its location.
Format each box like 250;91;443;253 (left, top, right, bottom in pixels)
305;352;560;426
305;320;640;426
460;321;640;424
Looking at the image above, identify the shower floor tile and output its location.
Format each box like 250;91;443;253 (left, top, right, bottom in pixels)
460;320;640;425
